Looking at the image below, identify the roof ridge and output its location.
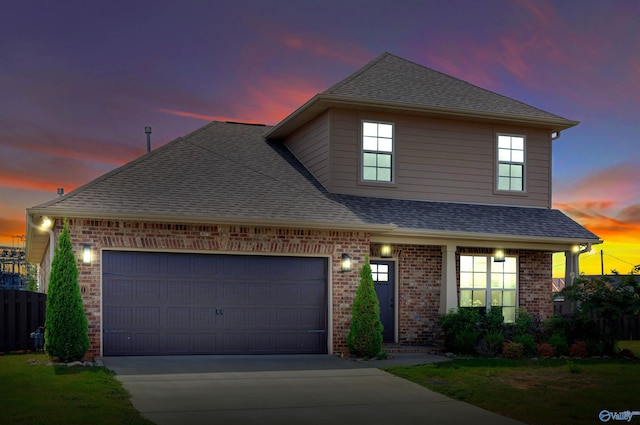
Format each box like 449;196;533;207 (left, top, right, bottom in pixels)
322;52;392;94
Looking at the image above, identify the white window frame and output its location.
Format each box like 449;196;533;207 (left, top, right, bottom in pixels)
459;255;518;322
496;134;525;192
361;120;394;183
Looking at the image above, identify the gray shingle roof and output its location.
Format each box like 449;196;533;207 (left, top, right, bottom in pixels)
329;194;600;241
29;121;598;243
324;53;576;124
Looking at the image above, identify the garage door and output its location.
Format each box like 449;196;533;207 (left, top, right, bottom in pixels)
102;251;328;356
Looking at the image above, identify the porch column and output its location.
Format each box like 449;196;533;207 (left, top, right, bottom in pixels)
564;250;579;286
439;244;458;314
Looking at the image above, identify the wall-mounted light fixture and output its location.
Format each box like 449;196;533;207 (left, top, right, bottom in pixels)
341;253;352;272
42;217;53;229
380;244;392;258
493;248;505;263
82;244;91;264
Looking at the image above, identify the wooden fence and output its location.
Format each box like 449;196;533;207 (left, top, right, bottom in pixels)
0;289;47;352
553;299;640;340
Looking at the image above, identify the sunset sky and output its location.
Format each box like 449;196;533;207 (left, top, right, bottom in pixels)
1;0;638;276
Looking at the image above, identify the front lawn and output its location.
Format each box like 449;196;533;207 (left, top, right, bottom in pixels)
385;357;640;425
0;354;153;425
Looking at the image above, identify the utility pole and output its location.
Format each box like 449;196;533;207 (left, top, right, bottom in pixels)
600;249;604;276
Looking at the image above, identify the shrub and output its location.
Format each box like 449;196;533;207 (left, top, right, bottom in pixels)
502;342;524;359
477;331;504;357
439;307;480;354
512;334;537;357
347;257;383;358
536;342;555;358
568;340;589;358
548;333;569;356
44;220;89;362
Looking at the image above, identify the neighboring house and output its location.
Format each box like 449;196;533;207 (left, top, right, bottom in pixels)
25;53;601;358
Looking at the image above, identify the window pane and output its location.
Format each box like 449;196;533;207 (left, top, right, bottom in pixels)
460;272;473;288
498;149;511;162
504;274;517;289
505;257;517;272
378;154;391;167
511;137;524;150
378;124;393;138
498;163;511;177
363;167;377;180
512;150;524;163
503;307;516;323
511;177;523;191
503;291;516;307
498;135;511;148
363;136;378;151
491;291;503;306
363;122;378;137
473;273;486;288
363;153;377;166
460;290;473;307
474;257;487;272
510;164;523;178
378;168;391;182
378;265;388;273
370;265;378;273
491;274;503;288
498;177;510;190
460;256;473;272
473;290;486;307
378;139;393;152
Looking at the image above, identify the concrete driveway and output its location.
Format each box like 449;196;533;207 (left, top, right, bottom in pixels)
103;354;525;425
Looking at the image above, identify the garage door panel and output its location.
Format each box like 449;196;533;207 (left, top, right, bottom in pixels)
103;252;327;356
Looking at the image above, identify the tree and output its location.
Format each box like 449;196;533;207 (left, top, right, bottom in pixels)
347;257;383;357
560;268;640;354
45;220;89;362
26;265;38;292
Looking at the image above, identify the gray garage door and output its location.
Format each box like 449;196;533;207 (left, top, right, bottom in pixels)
103;251;328;356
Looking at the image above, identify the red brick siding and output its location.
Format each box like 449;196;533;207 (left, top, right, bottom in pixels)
55;219;369;359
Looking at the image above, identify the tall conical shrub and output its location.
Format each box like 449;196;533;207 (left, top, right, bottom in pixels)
347;256;383;357
45;220;89;362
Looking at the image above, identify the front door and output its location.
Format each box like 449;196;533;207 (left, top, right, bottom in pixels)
370;260;395;343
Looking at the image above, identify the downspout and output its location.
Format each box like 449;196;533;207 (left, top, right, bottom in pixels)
26;214;55;269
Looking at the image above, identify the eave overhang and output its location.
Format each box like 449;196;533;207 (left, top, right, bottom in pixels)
264;94;580;140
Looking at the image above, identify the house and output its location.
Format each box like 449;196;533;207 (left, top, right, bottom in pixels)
25;53;601;358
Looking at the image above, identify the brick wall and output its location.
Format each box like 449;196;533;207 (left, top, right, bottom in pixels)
55;218;369;359
393;244;442;346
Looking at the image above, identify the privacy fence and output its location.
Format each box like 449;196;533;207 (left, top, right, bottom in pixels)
0;289;47;352
554;299;640;340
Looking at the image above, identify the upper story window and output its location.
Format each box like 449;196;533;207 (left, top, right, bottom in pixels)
460;255;518;322
497;134;525;192
362;121;393;183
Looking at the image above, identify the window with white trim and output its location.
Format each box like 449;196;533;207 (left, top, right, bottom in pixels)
362;121;393;182
371;263;389;281
497;134;525;191
460;255;518;322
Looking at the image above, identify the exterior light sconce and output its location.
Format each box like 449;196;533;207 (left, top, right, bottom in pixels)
493;249;505;263
83;244;92;264
42;217;53;229
341;253;352;272
380;244;392;258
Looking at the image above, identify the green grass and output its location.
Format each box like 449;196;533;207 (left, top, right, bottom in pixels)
618;340;640;356
385;357;640;425
0;354;153;425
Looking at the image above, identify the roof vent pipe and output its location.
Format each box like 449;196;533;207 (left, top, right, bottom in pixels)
57;188;64;197
145;126;152;152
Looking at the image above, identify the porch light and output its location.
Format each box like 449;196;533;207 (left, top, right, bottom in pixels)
42;217;53;229
493;249;505;263
380;244;392;258
83;244;91;264
341;253;352;272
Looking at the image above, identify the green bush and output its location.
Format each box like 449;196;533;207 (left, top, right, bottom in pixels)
512;334;537;357
347;257;383;358
502;342;524;359
439;307;480;354
45;220;89;362
548;333;569;356
477;331;505;357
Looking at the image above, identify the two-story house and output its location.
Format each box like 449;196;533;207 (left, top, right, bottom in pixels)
25;53;601;358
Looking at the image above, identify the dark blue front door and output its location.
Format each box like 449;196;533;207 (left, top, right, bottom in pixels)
370;260;394;343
